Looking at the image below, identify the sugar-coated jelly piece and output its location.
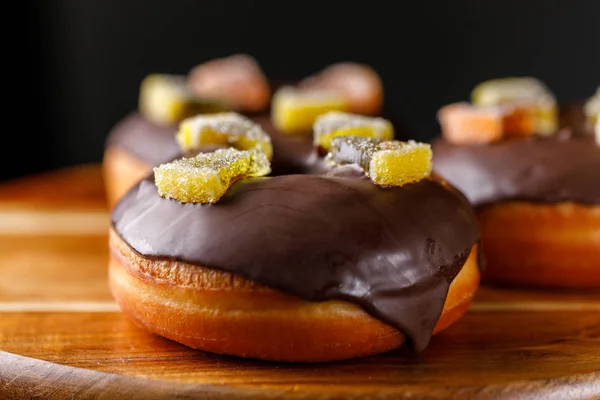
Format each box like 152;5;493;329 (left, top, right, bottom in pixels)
153;148;270;204
326;135;383;171
437;102;504;144
299;62;384;116
271;86;348;134
471;77;558;135
585;87;599;127
175;112;273;159
138;74;226;126
471;77;554;106
501;104;537;137
188;54;271;113
313;111;394;151
536;104;559;135
327;136;432;186
595;114;600;146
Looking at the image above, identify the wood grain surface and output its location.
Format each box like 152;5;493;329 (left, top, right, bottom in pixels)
0;165;599;400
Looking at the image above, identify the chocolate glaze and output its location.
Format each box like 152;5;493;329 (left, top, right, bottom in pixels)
248;115;330;175
432;135;600;207
105;113;181;165
112;170;479;352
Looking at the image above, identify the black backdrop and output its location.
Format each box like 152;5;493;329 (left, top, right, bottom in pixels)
15;0;599;181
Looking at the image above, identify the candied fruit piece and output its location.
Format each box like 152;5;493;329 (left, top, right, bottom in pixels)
138;74;226;126
188;54;271;113
532;102;559;136
437;102;504;144
595;114;600;146
327;136;432;186
326;135;383;171
471;77;558;135
471;77;554;106
369;143;433;186
153;148;270;204
585;87;600;128
175;112;273;159
299;62;384;115
501;104;536;137
313;111;394;151
271;86;348;134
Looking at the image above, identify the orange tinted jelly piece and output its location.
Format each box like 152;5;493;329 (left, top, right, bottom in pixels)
471;77;558;135
437;102;504;144
501;104;537;137
176;112;273;160
153;148;270;204
327;136;432;186
188;54;271;113
595;114;599;146
299;62;384;116
313;111;394;151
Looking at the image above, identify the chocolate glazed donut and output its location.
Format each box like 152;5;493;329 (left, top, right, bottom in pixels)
432;124;600;288
431;134;600;206
109;167;480;361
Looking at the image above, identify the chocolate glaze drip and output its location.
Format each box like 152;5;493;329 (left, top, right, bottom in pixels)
432;135;600;207
105;112;328;174
112;171;479;352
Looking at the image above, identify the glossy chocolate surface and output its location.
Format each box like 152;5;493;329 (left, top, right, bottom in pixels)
112;171;479;352
105;113;181;165
432;134;600;206
250;115;329;175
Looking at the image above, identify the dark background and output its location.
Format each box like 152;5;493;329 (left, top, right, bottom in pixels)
16;0;599;181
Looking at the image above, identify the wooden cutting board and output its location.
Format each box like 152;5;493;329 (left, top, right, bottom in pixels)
0;165;599;400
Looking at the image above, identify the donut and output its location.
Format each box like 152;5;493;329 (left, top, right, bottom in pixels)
109;164;480;362
104;58;481;362
433;86;600;289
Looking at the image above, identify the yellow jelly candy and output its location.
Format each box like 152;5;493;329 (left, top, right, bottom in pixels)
327;136;432;186
595;114;599;146
313;111;394;151
139;74;227;126
153;148;270;204
471;77;558;135
271;86;349;134
175;112;273;159
584;87;599;128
